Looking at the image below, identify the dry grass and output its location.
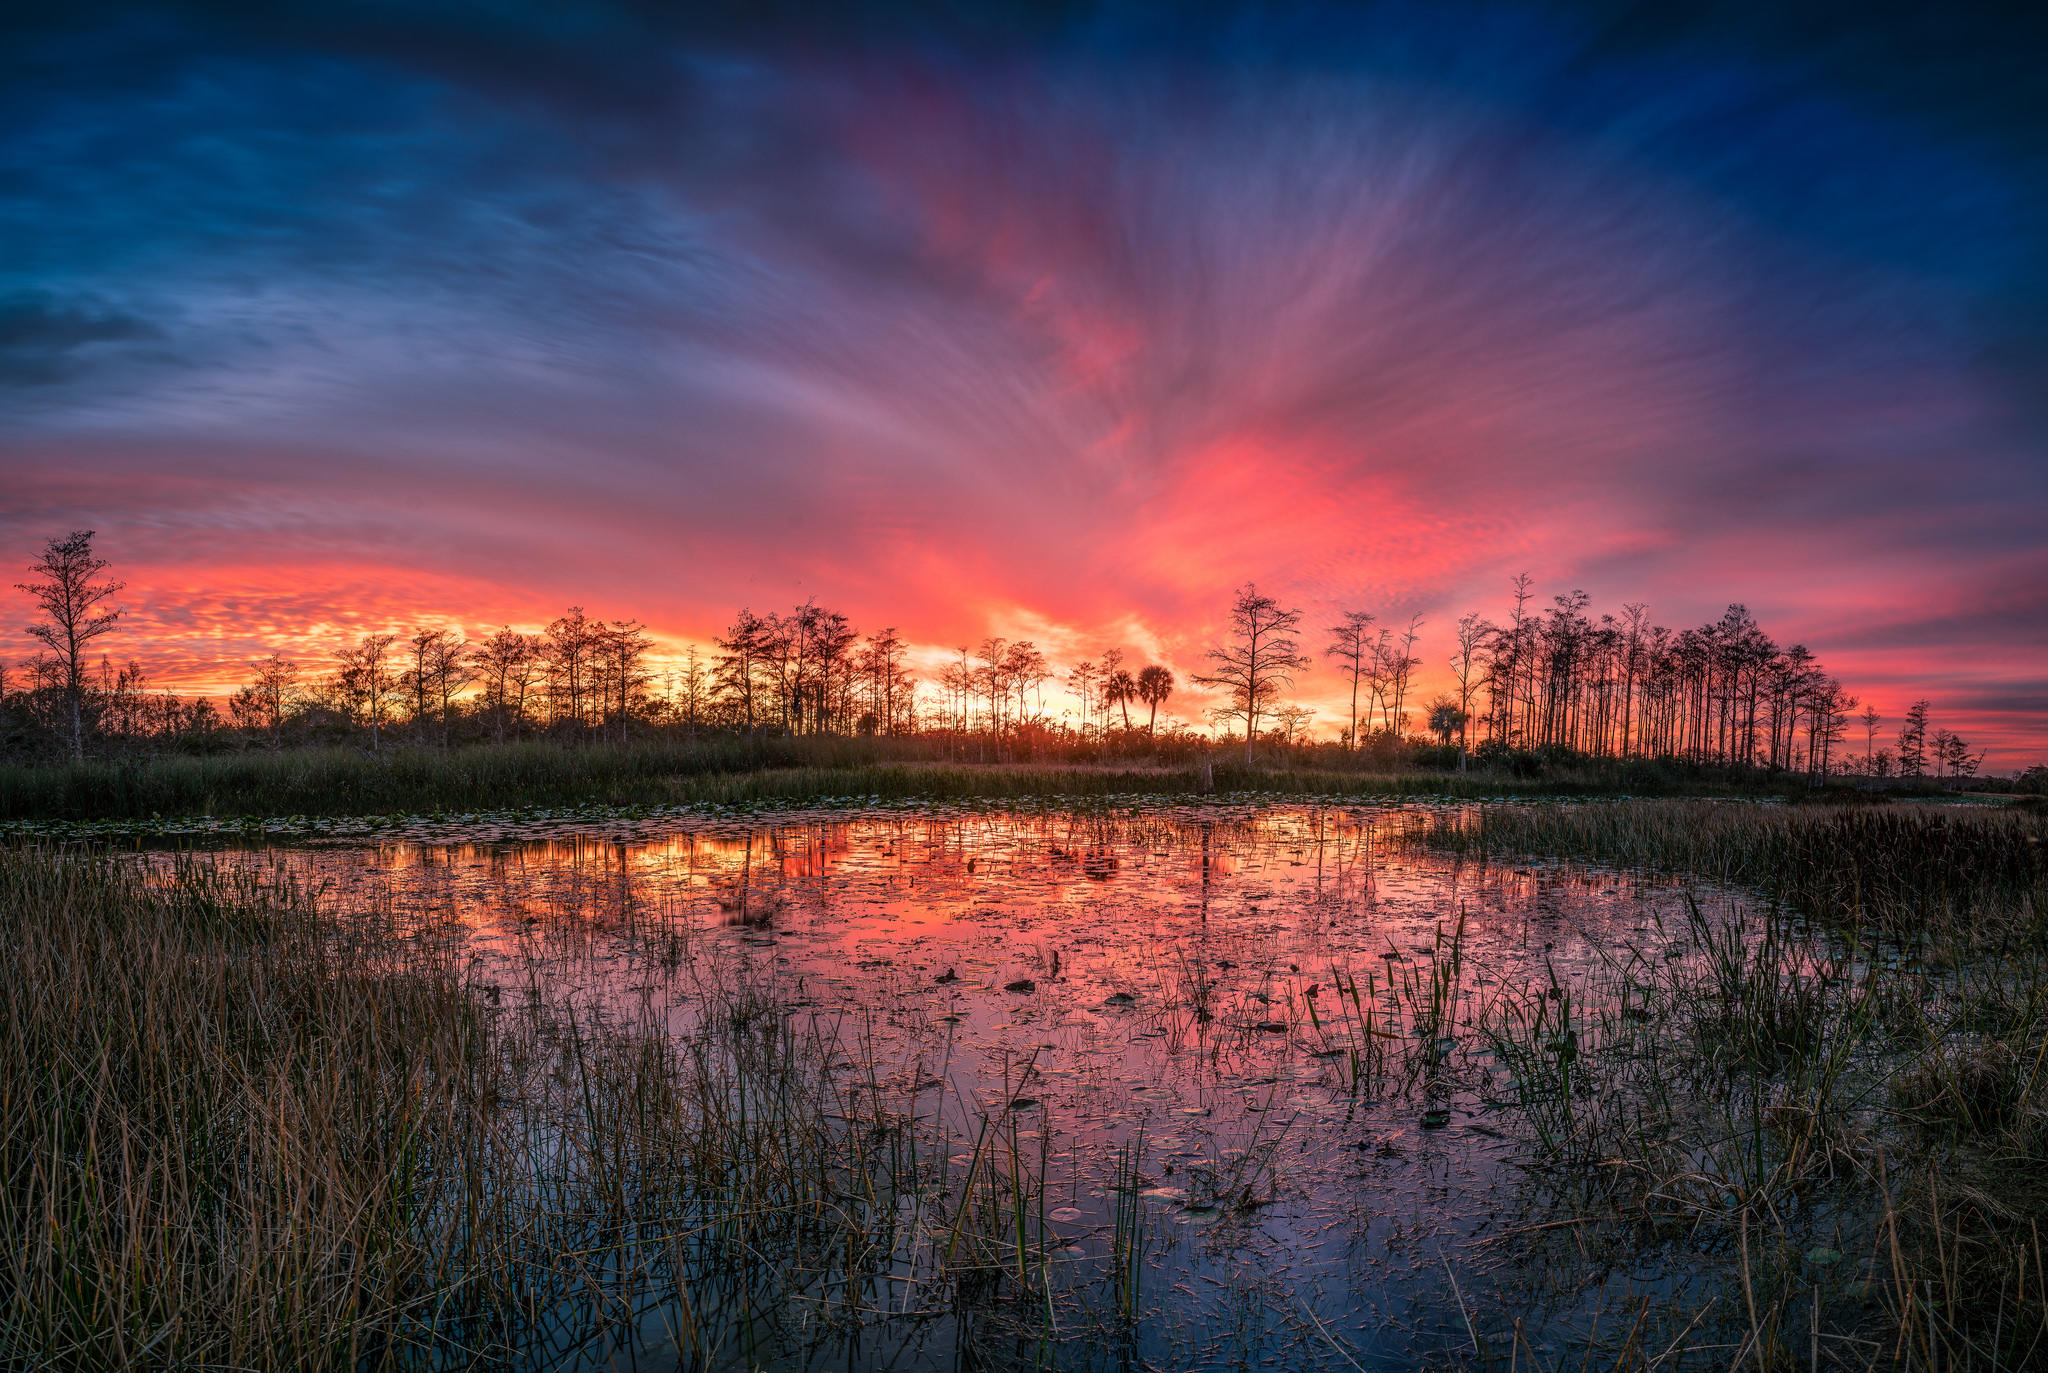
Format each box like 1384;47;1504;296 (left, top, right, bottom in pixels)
0;735;1793;823
1415;801;2048;1368
1415;798;2045;934
0;846;1104;1369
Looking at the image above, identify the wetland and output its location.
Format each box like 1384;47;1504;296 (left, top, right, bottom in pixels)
6;796;2044;1370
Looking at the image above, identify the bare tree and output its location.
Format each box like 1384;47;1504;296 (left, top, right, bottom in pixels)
595;620;653;741
1271;703;1314;745
544;607;598;730
679;644;708;737
476;628;540;742
402;629;450;739
1065;658;1096;742
1324;610;1376;750
334;633;398;751
1095;648;1127;736
857;628;913;734
714;609;771;731
432;632;474;745
1386;613;1425;734
1195;583;1309;763
229;653;299;744
18;530;124;761
1449;612;1490;770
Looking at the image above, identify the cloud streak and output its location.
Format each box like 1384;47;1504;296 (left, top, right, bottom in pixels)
3;2;2043;761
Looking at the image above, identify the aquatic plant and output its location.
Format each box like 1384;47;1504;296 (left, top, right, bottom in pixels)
1417;797;2045;934
0;846;1161;1368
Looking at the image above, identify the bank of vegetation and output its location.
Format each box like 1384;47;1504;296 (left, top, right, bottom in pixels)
9;531;2030;817
0;733;1990;823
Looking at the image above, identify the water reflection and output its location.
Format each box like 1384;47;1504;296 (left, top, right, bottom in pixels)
196;802;1740;1369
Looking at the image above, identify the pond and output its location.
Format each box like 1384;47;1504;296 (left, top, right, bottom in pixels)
178;800;1766;1369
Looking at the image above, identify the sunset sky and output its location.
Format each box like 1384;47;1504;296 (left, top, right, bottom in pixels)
4;3;2045;761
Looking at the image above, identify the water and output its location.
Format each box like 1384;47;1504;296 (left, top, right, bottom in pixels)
182;800;1754;1369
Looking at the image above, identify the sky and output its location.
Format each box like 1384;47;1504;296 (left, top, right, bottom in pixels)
3;1;2045;763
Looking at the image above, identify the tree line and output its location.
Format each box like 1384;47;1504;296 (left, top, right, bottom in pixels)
5;530;2011;786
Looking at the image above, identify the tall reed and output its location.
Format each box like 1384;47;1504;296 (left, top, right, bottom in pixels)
1417;799;2045;934
0;846;1110;1368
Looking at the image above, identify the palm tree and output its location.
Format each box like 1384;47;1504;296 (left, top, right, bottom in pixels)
1137;665;1174;740
1426;696;1466;747
1103;668;1138;732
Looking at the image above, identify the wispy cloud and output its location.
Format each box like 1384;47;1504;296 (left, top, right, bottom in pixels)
2;2;2043;758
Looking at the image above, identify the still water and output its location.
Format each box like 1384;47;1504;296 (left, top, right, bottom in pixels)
198;800;1742;1369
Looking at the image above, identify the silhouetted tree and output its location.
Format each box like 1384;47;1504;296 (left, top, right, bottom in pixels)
333;633;398;751
433;633;474;744
1002;641;1049;735
1104;668;1137;732
476;628;541;742
1065;658;1096;741
677;644;709;736
1860;705;1882;773
1271;703;1314;745
544;608;598;730
1136;664;1174;740
784;604;857;734
715;609;771;730
402;629;453;739
939;647;975;739
18;530;123;761
1427;696;1466;747
1196;583;1309;763
595;619;653;741
1449;612;1489;769
1386;613;1424;734
1455;576;1872;771
1898;699;1931;778
856;628;914;734
1324;610;1376;750
229;653;299;744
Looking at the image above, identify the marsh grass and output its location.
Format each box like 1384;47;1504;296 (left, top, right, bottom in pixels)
0;735;1796;823
1423;801;2048;1368
0;846;1151;1369
19;796;2047;1369
1418;798;2046;935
